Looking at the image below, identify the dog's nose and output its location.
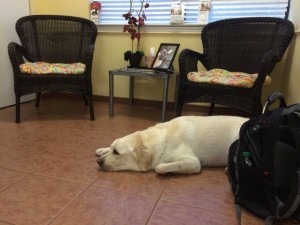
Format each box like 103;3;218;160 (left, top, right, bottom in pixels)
97;157;105;169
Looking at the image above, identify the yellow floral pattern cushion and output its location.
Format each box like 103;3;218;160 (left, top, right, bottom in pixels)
187;69;271;88
19;62;86;75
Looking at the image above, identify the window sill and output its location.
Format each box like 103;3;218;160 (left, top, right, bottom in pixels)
96;25;300;36
96;24;204;34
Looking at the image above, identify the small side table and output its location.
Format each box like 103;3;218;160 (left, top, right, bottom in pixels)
109;68;176;122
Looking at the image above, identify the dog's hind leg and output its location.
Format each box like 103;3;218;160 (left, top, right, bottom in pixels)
155;157;201;174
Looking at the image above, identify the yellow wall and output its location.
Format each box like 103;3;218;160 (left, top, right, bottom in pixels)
283;34;300;104
29;0;89;18
29;0;299;105
283;0;300;104
93;32;202;102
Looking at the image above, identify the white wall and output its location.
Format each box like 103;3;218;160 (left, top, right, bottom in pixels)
0;0;32;108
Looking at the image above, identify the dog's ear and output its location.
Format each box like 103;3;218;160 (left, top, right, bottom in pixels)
131;147;152;171
130;134;152;171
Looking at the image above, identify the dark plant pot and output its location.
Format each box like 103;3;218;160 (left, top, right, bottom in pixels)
125;52;143;68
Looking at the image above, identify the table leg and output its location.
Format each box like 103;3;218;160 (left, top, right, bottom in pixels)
129;76;134;105
109;72;114;117
162;75;170;122
174;74;180;111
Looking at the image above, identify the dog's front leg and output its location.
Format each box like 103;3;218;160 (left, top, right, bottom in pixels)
95;147;110;157
155;157;201;174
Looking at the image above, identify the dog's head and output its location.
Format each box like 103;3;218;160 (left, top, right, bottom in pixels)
97;131;153;172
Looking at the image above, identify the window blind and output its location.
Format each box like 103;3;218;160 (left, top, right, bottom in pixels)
98;0;289;25
99;0;175;25
209;0;290;22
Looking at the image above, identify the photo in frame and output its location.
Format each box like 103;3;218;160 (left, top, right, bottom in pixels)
151;43;180;72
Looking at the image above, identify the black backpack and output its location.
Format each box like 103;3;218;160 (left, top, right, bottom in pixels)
228;92;300;225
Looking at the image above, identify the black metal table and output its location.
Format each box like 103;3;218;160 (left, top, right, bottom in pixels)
109;68;175;122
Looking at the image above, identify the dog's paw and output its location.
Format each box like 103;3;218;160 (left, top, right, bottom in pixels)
224;167;228;174
95;148;110;157
155;164;167;174
95;149;102;156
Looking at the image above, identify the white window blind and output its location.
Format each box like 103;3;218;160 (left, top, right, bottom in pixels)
209;0;290;22
98;0;289;25
99;1;194;25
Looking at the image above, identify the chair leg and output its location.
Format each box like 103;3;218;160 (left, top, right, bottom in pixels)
35;92;41;107
176;104;183;117
208;103;215;115
15;96;20;123
88;95;95;120
82;94;88;106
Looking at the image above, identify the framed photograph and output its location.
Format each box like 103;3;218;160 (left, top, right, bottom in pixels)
152;43;180;71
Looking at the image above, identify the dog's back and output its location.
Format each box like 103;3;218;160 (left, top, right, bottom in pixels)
154;115;248;166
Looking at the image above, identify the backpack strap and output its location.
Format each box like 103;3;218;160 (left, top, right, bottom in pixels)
280;170;300;218
277;111;300;219
282;112;300;218
232;123;255;225
234;204;242;225
262;92;286;115
288;111;300;153
264;110;300;225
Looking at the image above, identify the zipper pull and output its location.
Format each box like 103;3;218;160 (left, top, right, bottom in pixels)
243;151;252;167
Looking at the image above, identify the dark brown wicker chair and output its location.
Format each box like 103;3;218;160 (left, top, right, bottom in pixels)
8;15;98;123
176;17;294;117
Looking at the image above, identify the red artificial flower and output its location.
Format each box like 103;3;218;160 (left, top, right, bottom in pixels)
123;1;150;52
135;32;141;39
138;17;144;27
122;13;131;20
123;25;130;32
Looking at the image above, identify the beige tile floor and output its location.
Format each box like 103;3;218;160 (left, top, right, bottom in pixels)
0;94;292;225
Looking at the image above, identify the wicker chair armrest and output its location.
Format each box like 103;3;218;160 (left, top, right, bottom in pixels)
254;50;280;88
261;50;281;64
8;42;27;73
85;45;95;63
254;51;281;89
179;49;208;82
82;44;95;76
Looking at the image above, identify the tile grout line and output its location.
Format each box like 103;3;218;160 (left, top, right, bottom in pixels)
0;172;31;194
0;219;15;225
45;176;99;225
144;174;239;224
158;198;238;218
145;174;171;225
89;184;159;199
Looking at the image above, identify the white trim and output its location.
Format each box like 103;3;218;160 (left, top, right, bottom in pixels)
97;22;298;34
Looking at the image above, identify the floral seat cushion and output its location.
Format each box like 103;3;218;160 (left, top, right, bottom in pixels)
19;62;86;75
187;69;271;88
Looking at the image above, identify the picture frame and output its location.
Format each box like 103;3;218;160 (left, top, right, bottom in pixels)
151;43;180;71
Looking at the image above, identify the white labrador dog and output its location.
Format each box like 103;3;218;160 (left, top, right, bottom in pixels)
95;116;248;174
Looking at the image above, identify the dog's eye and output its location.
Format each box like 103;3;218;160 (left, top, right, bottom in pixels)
113;149;120;155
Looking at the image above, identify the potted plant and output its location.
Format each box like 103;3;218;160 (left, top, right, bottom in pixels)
123;0;149;67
